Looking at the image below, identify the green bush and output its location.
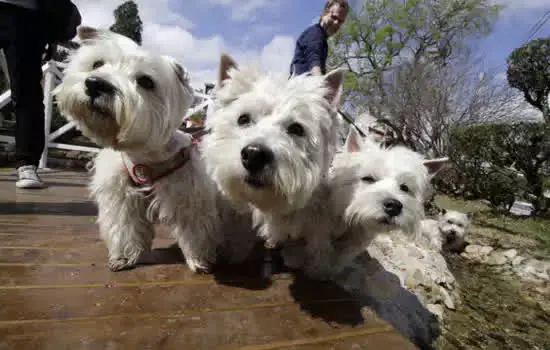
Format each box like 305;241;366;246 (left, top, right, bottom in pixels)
447;122;549;214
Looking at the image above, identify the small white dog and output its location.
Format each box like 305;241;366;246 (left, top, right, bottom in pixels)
278;128;448;279
202;54;345;238
55;27;255;272
420;209;472;253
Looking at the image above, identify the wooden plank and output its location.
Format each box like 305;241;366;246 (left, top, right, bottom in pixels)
0;309;406;350
0;169;419;349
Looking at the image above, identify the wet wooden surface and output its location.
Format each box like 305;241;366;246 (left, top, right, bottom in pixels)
0;168;417;349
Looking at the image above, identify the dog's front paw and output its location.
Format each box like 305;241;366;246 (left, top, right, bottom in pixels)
185;257;213;274
108;257;136;272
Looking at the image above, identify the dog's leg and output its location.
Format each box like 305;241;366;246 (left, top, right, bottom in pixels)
96;190;154;271
91;151;154;271
331;228;375;275
302;235;337;280
174;224;219;273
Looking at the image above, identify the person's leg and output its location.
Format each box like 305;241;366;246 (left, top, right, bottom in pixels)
3;4;46;188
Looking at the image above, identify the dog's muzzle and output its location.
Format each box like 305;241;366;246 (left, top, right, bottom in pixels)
85;76;117;100
383;199;403;217
241;143;274;174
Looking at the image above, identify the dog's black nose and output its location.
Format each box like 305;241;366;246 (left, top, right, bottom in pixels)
85;76;116;98
241;143;274;173
383;199;403;217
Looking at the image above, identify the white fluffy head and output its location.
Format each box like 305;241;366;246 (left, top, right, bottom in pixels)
438;209;472;250
202;54;345;213
54;26;194;151
330;128;448;235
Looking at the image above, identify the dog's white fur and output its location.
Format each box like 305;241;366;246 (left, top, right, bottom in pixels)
420;209;472;252
203;54;345;217
277;129;448;279
55;27;255;272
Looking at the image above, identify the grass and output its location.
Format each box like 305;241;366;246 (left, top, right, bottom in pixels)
433;195;550;349
435;195;550;259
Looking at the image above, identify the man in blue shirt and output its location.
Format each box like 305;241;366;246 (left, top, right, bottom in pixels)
290;0;349;77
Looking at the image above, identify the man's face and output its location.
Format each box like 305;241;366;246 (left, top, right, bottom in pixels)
321;4;347;36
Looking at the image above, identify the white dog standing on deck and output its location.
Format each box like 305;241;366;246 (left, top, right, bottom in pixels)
55;27;255;272
203;54;345;220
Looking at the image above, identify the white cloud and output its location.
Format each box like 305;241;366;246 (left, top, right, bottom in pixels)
260;36;296;75
70;0;296;88
205;0;282;21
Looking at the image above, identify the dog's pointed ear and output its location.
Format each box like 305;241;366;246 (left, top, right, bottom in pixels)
440;208;447;216
344;126;362;153
77;26;99;41
424;157;449;178
466;212;474;220
324;68;346;108
218;54;238;86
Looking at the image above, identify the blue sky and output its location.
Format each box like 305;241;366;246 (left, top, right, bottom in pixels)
74;0;550;87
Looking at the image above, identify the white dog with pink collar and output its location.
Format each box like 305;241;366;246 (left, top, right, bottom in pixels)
55;27;256;272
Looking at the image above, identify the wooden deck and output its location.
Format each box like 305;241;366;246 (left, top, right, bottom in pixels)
0;168;420;349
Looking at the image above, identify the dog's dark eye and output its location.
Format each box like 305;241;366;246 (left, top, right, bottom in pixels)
92;60;105;69
136;75;155;90
400;184;410;193
447;220;453;225
287;122;305;137
237;113;251;126
457;223;464;228
361;175;376;183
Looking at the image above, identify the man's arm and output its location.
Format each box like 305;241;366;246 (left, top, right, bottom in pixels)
311;66;322;76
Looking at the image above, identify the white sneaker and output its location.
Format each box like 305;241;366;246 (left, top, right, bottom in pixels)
16;165;45;189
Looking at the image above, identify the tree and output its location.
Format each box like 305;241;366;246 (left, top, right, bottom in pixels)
448;122;549;215
109;0;143;45
328;0;502;153
506;37;550;123
379;55;519;156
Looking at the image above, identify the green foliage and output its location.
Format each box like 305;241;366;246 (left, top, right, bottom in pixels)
328;0;502;124
109;0;143;45
506;37;550;123
448;122;549;214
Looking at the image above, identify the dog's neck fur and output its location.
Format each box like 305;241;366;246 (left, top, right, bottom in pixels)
257;182;356;245
123;130;192;165
121;130;194;186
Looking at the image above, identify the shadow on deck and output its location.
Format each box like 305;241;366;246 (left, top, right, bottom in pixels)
0;168;437;349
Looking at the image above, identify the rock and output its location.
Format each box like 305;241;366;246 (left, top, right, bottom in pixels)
427;303;444;320
439;286;455;310
486;252;508;266
465;244;482;254
502;249;518;260
480;246;494;255
365;232;458;320
513;259;550;281
511;256;526;267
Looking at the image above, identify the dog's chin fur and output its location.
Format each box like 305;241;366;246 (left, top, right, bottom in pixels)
203;55;345;215
55;28;256;273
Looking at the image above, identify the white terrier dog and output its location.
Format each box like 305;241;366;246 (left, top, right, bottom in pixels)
55;27;255;272
202;54;345;244
279;128;448;279
420;209;472;253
